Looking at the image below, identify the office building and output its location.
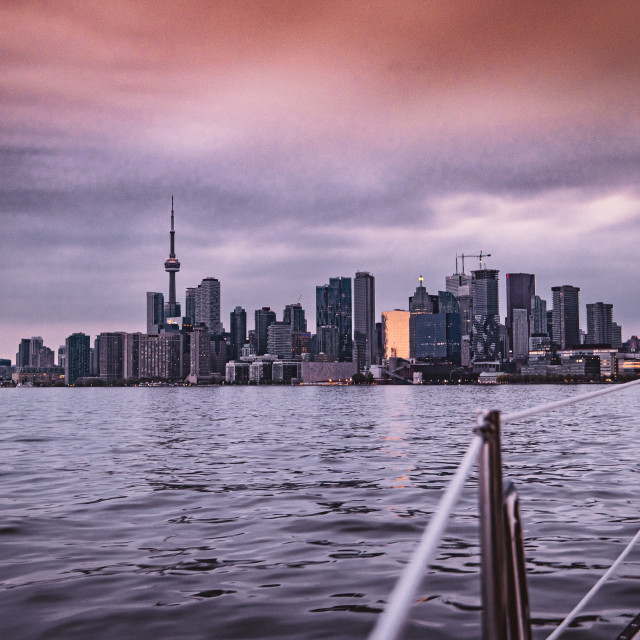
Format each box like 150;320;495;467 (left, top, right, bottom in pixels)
147;292;165;335
471;269;501;362
316;277;352;361
283;303;307;332
255;307;277;355
65;333;90;385
552;285;581;349
353;271;376;370
317;325;339;362
195;277;222;334
164;197;181;320
531;295;548;335
230;306;247;360
382;310;410;360
586;302;614;345
506;273;535;349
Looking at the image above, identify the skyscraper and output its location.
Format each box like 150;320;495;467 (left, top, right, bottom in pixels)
65;332;90;385
230;306;247;359
531;295;548;335
552;285;580;349
471;269;501;361
164;197;181;320
382;310;410;359
586;302;614;345
353;271;376;370
283;303;307;332
98;332;126;382
255;307;277;356
506;273;535;349
185;288;196;326
195;277;222;334
147;292;165;335
316;277;352;361
267;322;293;359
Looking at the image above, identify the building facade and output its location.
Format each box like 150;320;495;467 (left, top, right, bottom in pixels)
552;285;581;349
65;332;90;385
316;277;352;361
353;271;376;370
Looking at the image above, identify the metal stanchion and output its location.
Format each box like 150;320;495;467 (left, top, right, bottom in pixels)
476;409;508;640
504;480;532;640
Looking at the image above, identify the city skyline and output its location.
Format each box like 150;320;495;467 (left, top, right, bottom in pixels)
3;2;640;359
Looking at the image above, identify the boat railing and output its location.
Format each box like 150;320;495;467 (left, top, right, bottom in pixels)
367;378;640;640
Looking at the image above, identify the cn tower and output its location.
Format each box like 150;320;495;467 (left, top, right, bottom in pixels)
164;196;181;319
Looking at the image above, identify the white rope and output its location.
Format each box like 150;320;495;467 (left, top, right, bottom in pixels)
545;528;640;640
501;378;640;425
367;434;483;640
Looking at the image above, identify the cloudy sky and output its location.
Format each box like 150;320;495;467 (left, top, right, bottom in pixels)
3;1;640;360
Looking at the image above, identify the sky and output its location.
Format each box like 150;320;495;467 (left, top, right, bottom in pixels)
2;0;640;361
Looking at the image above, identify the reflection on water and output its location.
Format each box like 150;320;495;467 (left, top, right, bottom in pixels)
0;385;639;639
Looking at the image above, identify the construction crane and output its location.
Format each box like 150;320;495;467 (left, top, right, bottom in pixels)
456;251;491;274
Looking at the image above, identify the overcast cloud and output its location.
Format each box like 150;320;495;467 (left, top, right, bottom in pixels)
2;1;640;359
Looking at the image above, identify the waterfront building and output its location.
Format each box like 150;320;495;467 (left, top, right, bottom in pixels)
249;360;273;384
225;361;250;384
195;277;222;334
471;269;501;362
316;277;352;362
139;333;183;380
147;292;165;335
65;332;90;385
552;285;581;349
531;295;548;335
267;322;293;359
98;332;126;382
283;303;307;332
230;306;247;360
353;271;376;370
506;273;535;351
57;345;66;370
381;310;410;360
255;307;277;356
124;333;142;380
272;361;301;384
586;302;614;345
164;197;181;320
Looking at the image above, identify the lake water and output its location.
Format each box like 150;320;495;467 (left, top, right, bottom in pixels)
1;385;639;640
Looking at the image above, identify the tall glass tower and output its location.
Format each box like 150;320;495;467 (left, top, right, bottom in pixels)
316;277;352;362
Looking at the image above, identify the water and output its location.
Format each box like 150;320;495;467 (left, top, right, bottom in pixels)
1;385;639;640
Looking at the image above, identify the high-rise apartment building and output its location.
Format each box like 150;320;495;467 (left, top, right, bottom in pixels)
195;277;222;334
230;306;247;360
255;307;277;356
471;269;501;361
511;309;529;361
188;323;211;381
267;322;293;359
353;271;376;370
552;285;581;349
586;302;614;345
316;277;352;362
98;332;126;382
65;332;90;385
